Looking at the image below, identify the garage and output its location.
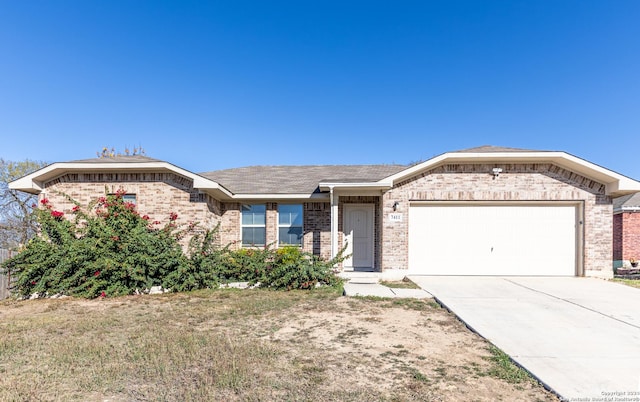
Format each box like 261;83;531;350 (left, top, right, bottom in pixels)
408;203;579;276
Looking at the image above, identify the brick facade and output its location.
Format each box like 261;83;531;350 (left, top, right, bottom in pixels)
42;175;336;257
303;202;331;259
39;162;617;278
614;212;640;265
380;163;612;278
42;173;223;248
220;202;241;249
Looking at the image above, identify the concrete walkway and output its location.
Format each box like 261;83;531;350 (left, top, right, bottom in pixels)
408;276;640;400
341;272;432;298
342;281;432;298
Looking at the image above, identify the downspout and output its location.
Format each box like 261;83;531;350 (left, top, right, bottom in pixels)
330;186;338;259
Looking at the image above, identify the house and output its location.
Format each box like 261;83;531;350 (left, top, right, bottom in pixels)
10;146;640;279
613;192;640;268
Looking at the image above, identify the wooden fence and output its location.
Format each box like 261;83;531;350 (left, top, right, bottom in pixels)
0;248;13;299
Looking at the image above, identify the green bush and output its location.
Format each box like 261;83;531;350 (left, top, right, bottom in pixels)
221;247;274;283
2;193;346;298
163;228;226;291
171;230;346;291
258;246;345;290
2;191;189;298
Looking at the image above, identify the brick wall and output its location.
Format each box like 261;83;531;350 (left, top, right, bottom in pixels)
303;202;331;259
614;212;640;264
613;213;623;261
266;203;278;246
220;202;241;250
42;173;222;248
381;163;612;278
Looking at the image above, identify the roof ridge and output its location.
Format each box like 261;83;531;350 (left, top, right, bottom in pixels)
68;155;163;163
454;145;547;153
200;163;408;174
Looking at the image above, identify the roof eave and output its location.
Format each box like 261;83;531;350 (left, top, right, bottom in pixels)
318;182;393;192
380;151;640;196
8;161;234;199
614;206;640;213
9;176;43;194
232;193;330;201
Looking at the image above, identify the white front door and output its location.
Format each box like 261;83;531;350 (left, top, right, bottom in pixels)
343;204;374;269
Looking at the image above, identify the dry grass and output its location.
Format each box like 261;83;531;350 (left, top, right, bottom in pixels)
380;277;421;289
0;288;558;401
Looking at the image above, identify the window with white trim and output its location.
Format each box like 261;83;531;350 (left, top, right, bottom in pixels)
241;204;266;246
278;204;303;246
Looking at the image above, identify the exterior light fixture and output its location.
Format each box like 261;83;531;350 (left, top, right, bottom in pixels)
392;201;400;211
492;167;503;178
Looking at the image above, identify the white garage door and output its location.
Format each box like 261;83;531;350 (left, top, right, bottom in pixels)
408;204;577;276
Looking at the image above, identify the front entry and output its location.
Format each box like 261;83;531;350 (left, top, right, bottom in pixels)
343;204;374;270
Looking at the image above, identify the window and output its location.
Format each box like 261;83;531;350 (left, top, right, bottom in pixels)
241;204;266;246
122;194;137;204
278;204;303;246
109;193;136;204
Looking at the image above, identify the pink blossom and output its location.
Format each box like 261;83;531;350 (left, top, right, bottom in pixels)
169;212;178;221
51;210;64;219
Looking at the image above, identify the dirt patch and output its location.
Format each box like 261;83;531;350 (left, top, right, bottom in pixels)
264;297;557;401
0;291;558;401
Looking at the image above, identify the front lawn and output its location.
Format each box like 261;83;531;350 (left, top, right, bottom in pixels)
0;289;557;401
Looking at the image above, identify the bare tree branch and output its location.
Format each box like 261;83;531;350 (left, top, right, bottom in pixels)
0;158;49;249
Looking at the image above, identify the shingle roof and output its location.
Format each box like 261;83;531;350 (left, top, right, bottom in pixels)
455;145;543;153
614;192;640;211
69;155;163;163
200;165;407;194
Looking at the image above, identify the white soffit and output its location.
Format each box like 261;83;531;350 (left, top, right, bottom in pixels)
9;161;234;199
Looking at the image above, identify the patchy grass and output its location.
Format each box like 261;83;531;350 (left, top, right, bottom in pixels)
0;288;557;401
611;278;640;289
485;346;534;384
380;278;420;289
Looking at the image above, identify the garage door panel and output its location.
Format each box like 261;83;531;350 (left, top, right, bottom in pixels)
408;204;577;276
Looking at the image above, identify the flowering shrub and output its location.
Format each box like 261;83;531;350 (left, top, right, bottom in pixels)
2;191;189;298
2;192;346;298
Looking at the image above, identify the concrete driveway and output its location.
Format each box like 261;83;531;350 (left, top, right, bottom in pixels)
407;276;640;400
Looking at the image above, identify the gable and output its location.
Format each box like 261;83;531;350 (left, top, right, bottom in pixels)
381;149;640;197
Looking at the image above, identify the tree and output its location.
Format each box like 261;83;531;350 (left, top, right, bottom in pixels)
96;146;146;158
0;159;49;249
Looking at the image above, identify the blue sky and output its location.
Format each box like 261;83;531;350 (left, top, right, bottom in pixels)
1;1;639;179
